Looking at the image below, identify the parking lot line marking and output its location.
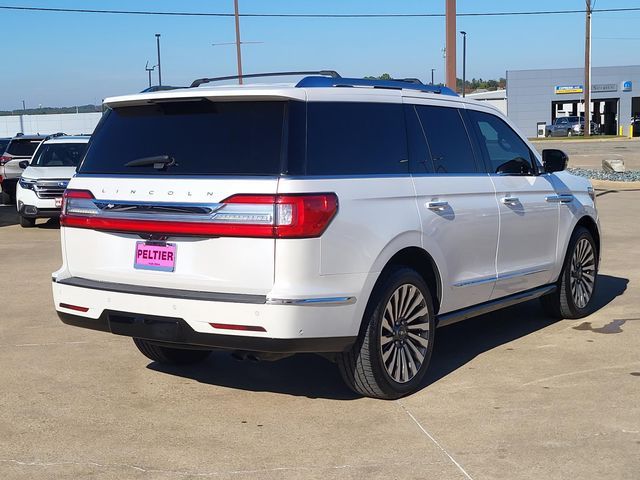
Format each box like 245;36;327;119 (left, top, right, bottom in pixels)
397;400;475;480
521;362;640;386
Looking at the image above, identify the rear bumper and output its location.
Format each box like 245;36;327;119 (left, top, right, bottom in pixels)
57;310;354;353
52;277;359;353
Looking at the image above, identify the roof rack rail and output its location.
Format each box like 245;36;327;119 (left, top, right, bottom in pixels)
295;76;458;96
190;70;341;88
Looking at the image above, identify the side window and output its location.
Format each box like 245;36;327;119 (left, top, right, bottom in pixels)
305;102;408;175
557;117;567;124
415;105;478;174
404;104;433;173
468;110;534;175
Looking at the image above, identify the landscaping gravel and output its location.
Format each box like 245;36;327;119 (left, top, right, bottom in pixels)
567;167;640;182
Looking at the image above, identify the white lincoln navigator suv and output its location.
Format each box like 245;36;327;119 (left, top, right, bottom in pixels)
53;71;600;399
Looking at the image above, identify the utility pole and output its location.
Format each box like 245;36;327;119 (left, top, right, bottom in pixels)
234;0;243;84
584;0;592;137
445;0;457;90
460;31;467;97
431;68;435;85
22;100;26;111
155;33;162;86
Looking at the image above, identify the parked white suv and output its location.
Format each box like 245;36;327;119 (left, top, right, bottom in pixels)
53;72;600;399
16;135;90;227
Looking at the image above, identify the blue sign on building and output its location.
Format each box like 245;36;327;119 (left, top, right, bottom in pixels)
622;81;633;92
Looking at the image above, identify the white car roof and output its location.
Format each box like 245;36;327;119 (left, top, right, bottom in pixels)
42;136;91;144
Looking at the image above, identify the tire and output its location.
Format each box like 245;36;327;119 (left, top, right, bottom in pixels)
567;129;573;137
540;226;598;319
19;215;36;228
133;338;211;365
337;266;436;399
0;190;11;205
546;130;551;137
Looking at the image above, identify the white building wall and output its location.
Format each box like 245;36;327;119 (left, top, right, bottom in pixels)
0;112;102;137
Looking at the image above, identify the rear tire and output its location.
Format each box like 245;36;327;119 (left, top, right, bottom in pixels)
337;266;435;399
19;215;36;228
540;226;598;319
0;190;11;205
133;338;211;365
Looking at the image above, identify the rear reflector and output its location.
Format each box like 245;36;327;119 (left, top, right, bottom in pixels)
209;323;266;332
59;303;89;312
60;190;338;239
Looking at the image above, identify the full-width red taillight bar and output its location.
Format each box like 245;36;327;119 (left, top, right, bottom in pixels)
60;190;338;239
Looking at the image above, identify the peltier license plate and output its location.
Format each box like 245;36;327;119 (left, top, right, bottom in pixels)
134;242;176;272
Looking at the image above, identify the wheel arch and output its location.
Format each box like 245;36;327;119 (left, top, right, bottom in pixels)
575;215;600;256
376;246;443;315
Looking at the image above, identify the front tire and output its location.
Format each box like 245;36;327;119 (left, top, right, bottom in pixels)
338;266;435;399
133;338;211;365
541;226;598;319
19;215;36;228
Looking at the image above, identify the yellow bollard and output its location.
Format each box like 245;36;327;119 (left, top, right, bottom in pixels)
630;124;634;138
620;125;624;136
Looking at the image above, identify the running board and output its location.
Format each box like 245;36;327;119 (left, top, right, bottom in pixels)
436;284;557;328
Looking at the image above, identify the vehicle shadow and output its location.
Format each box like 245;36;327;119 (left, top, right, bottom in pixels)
147;274;628;400
0;205;18;227
0;206;59;228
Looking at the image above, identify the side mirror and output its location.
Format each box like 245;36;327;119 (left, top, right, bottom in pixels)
542;149;568;173
18;160;30;169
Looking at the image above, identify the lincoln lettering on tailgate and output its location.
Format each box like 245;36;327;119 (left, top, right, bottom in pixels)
134;242;177;272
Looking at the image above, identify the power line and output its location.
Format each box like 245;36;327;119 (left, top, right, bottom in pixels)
0;5;639;18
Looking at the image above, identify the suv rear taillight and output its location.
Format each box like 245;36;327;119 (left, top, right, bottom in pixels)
60;190;338;239
0;155;12;165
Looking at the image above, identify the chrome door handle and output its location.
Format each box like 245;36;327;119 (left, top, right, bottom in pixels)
545;194;574;203
500;196;520;205
426;201;449;211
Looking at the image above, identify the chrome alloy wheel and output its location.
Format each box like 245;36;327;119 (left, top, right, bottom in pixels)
379;284;430;384
570;238;596;309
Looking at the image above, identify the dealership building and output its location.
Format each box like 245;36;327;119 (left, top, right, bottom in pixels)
506;65;640;137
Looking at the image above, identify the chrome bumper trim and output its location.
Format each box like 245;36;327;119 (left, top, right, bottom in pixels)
266;296;356;306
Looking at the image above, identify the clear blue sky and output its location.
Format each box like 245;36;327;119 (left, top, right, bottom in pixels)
2;0;639;109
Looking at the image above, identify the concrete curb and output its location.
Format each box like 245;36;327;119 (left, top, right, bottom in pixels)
590;179;640;190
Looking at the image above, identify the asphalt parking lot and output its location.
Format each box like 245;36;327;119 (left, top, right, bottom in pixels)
0;187;639;479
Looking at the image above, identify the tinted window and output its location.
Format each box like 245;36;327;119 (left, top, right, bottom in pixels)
468;110;534;175
79;101;285;175
415;105;477;174
0;139;9;153
304;102;407;175
404;105;433;174
31;143;88;167
7;139;42;157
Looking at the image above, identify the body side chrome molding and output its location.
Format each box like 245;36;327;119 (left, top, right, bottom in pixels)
453;265;552;288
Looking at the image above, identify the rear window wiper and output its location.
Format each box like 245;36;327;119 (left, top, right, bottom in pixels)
124;155;176;170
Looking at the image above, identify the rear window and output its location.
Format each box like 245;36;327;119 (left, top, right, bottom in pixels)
7;139;42;157
31;143;88;167
79;101;286;175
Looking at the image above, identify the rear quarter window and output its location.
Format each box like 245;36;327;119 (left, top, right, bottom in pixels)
302;102;408;175
7;139;42;157
79;100;286;176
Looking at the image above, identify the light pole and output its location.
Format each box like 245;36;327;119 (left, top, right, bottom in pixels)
460;31;467;97
431;68;436;85
145;61;156;88
155;33;162;86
